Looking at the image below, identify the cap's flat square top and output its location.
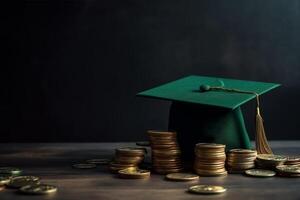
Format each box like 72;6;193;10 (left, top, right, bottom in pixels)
137;75;280;109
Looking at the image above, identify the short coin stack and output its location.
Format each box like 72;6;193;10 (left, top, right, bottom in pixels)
226;149;257;173
194;143;227;176
148;130;183;174
276;165;300;177
109;147;146;173
255;154;287;170
284;156;300;166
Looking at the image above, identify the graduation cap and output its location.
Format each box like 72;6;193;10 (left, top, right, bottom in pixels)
137;75;280;159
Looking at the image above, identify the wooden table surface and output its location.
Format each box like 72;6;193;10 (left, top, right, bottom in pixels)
0;141;300;200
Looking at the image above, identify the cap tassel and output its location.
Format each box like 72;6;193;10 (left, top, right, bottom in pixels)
255;96;273;154
200;84;273;154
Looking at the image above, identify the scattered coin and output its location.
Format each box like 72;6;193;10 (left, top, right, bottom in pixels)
118;167;150;179
19;184;57;195
245;169;276;177
0;175;11;185
86;159;110;165
6;176;40;189
136;141;150;147
276;165;300;174
72;163;97;169
0;167;22;176
188;185;227;194
165;173;199;181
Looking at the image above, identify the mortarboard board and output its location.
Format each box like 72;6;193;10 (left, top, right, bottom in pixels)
137;75;280;160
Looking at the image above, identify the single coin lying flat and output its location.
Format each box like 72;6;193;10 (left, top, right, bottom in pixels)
6;176;40;188
0;167;22;176
165;173;199;181
0;175;11;185
276;165;300;174
118;167;150;179
86;159;111;165
20;184;57;195
245;169;276;177
188;185;226;194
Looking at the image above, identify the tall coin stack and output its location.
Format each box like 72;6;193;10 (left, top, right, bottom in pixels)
226;149;257;173
109;147;146;173
194;143;227;176
148;130;183;174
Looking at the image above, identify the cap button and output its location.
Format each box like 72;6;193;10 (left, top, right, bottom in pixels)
199;84;211;92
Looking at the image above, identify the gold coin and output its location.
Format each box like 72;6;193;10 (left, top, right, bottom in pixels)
72;163;97;169
86;159;111;165
245;169;276;177
165;173;199;181
114;156;144;164
276;165;300;174
285;156;300;165
154;168;184;174
229;149;257;154
20;184;57;195
256;154;287;162
188;185;226;194
0;167;22;176
0;175;11;185
194;170;227;177
147;130;176;136
152;149;181;156
286;156;300;162
151;144;180;149
118;167;150;179
110;162;137;168
195;143;225;149
6;176;40;188
116;147;146;156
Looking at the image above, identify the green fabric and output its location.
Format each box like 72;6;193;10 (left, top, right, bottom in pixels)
138;75;280;109
168;102;251;160
137;75;280;160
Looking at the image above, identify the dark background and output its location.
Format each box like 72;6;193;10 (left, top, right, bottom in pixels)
4;0;300;142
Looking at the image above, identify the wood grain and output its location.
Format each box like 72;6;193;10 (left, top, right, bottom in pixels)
0;142;299;200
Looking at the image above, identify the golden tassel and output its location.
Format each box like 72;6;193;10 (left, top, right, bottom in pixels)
255;96;273;154
201;85;273;154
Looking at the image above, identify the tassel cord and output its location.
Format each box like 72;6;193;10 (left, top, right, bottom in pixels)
209;86;273;154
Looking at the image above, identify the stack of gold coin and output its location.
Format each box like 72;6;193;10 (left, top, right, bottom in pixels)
109;147;146;173
194;143;227;176
148;130;183;174
276;165;300;177
226;149;257;173
255;154;287;170
284;156;300;166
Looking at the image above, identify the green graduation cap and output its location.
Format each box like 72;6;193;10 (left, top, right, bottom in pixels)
137;75;280;160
